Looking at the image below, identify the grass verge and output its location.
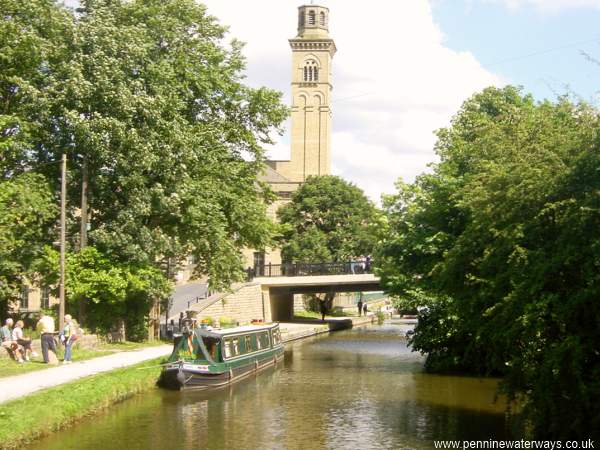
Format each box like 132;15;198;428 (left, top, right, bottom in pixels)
0;340;167;379
0;357;164;449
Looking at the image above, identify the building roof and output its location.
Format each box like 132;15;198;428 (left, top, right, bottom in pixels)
259;165;293;183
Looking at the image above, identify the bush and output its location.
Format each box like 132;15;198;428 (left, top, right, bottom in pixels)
218;317;237;328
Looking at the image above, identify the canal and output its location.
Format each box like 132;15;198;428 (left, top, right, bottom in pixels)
31;322;515;449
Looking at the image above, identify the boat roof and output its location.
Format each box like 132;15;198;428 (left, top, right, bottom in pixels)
195;323;278;339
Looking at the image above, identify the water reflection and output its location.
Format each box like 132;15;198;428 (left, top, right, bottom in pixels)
31;324;515;450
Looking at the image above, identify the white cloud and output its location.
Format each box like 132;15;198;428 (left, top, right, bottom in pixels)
201;0;502;201
60;0;504;202
489;0;600;12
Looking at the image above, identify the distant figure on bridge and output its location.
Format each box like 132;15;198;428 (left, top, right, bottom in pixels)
365;255;372;272
363;303;368;316
357;299;363;316
320;301;327;322
359;256;366;273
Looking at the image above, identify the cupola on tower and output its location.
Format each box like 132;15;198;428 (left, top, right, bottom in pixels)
268;3;336;183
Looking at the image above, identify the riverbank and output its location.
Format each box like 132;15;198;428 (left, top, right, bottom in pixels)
0;340;167;380
0;344;171;404
0;358;164;449
280;315;375;342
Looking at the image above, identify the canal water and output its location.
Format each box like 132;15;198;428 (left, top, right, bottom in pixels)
31;323;516;450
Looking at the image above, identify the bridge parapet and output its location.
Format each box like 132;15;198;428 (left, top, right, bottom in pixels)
250;260;372;278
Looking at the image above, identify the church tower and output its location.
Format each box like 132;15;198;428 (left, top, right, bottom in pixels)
289;4;336;181
269;4;336;183
252;4;337;269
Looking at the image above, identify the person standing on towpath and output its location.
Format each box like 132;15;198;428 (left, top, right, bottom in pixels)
37;314;57;364
61;314;78;364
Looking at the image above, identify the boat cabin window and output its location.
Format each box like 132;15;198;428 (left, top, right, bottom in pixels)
202;337;219;361
223;339;233;358
244;335;253;353
232;338;240;356
256;333;263;350
259;332;271;349
272;328;281;345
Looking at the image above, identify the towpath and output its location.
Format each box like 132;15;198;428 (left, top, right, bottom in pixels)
0;316;402;404
0;344;172;404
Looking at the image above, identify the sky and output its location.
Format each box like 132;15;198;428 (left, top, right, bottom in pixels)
64;0;600;202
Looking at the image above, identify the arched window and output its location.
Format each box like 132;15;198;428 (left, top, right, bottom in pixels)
299;11;305;27
308;10;315;25
320;12;326;26
303;60;319;82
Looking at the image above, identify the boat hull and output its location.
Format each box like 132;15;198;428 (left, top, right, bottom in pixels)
160;347;284;391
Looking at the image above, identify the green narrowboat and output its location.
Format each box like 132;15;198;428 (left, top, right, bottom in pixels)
159;322;284;390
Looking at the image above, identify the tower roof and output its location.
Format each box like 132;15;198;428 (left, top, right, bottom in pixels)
296;4;330;39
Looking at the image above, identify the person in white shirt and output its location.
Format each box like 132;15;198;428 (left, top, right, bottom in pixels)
13;320;36;361
36;315;57;364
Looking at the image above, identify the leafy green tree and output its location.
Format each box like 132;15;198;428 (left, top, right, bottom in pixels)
0;0;74;177
42;246;171;340
2;0;288;291
378;86;600;439
277;175;382;263
0;173;57;317
277;175;382;315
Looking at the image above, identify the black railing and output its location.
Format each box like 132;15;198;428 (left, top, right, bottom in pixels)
184;289;216;309
249;260;373;278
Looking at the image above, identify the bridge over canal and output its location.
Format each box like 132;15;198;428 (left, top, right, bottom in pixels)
167;261;382;325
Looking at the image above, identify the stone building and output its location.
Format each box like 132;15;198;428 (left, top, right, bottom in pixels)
10;284;56;315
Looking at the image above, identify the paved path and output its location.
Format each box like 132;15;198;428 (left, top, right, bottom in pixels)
0;345;172;404
164;281;208;324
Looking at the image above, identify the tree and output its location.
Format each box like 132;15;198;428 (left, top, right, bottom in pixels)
378;86;600;439
1;0;288;292
277;175;382;263
0;173;57;316
41;246;171;340
277;175;382;314
0;0;74;177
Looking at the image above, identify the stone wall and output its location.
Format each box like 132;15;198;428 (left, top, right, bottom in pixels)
193;283;268;326
1;334;100;359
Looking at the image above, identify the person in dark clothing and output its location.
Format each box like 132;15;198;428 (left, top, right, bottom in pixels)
168;319;175;339
363;303;368;316
357;300;363;316
320;300;327;322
